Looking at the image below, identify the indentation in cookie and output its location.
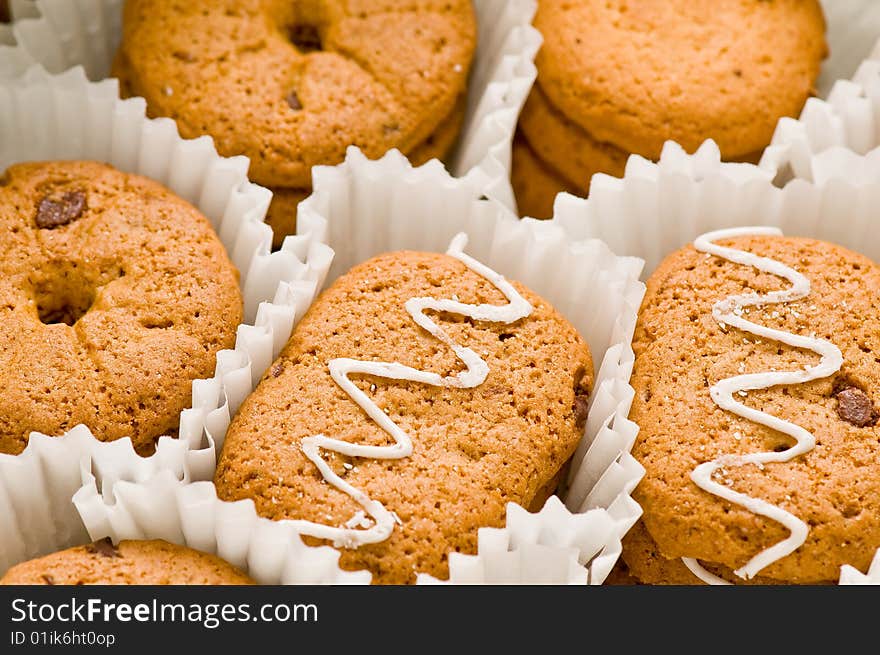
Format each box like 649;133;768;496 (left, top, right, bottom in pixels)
28;262;123;327
287;23;322;53
35;190;87;229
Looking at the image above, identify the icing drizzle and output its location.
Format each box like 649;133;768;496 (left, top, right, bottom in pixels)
684;227;843;582
289;233;534;549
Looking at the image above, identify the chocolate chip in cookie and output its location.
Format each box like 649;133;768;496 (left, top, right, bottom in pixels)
835;387;878;428
85;537;122;559
35;191;87;229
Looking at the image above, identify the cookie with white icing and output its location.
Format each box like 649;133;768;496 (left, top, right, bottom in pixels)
214;239;593;584
627;229;880;584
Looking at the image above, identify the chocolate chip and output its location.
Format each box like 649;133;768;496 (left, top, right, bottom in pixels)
271;362;284;378
288;24;322;53
286;90;302;111
574;394;590;430
35;191;87;229
85;537;122;559
498;333;515;341
41;574;56;585
836;387;878;427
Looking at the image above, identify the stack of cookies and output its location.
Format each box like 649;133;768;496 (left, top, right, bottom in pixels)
113;0;478;247
513;0;828;218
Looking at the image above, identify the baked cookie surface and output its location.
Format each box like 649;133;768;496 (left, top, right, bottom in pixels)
518;84;628;192
260;94;466;249
215;248;593;583
630;234;880;583
534;0;827;159
1;539;253;585
114;0;476;241
0;160;242;456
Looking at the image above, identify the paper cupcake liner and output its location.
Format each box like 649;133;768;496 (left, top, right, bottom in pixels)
288;146;645;582
760;37;880;185
840;550;880;585
415;497;634;585
72;470;369;584
74;147;645;584
558;137;880;585
0;66;332;574
0;0;541;213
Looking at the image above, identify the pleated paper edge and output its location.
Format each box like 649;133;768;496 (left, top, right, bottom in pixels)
760;36;880;186
0;0;541;215
76;146;647;585
293;147;646;584
0;65;331;573
554;137;880;586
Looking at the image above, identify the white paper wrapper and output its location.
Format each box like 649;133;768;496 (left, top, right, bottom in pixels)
73;470;369;584
840;550;880;585
557;137;880;585
761;37;880;185
74;147;644;584
0;0;541;213
0;66;333;574
416;497;631;585
287;146;644;583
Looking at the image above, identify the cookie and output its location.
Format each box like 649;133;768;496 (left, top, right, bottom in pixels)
621;521;792;585
263;95;466;249
0;161;242;456
511;133;580;219
534;0;827;160
629;229;880;583
114;0;476;242
1;539;253;585
518;84;628;191
215;244;593;584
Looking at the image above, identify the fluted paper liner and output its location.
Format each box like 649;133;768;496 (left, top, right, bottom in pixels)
761;37;880;186
840;550;880;585
561;138;880;585
286;147;643;583
73;471;370;584
0;66;332;574
72;146;645;584
0;0;542;213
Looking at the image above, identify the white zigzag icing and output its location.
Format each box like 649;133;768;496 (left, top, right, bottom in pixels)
286;233;533;548
683;227;843;583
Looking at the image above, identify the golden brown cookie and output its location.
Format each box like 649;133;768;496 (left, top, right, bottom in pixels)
621;521;797;585
0;161;242;456
519;85;628;191
114;0;476;242
215;249;593;584
534;0;827;160
263;95;466;249
1;539;253;585
631;235;880;583
511;133;581;220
